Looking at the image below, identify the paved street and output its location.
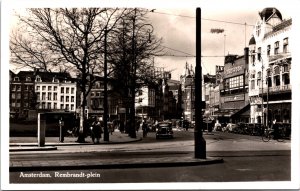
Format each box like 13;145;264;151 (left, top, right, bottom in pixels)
9;130;291;184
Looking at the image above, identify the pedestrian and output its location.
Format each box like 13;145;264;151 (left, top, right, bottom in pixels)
142;122;148;138
272;119;279;140
119;120;125;133
90;119;96;143
92;120;102;144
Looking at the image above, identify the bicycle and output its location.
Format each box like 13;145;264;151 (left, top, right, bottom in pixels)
261;127;285;142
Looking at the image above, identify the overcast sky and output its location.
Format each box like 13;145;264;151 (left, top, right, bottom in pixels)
5;0;295;80
147;2;293;79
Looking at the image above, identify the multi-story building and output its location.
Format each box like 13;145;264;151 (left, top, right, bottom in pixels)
10;70;77;119
10;71;36;119
217;49;250;124
180;62;195;121
85;77;120;121
203;74;220;120
34;72;77;112
248;7;292;126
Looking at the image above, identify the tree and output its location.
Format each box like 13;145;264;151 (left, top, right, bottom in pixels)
107;8;164;138
10;8;127;142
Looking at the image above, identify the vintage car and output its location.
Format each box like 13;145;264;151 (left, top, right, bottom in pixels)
156;122;174;139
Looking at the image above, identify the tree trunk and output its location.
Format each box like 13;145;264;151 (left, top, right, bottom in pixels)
129;85;136;138
77;92;86;143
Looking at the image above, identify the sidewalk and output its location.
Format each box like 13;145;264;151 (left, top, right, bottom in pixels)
10;130;143;149
9;130;223;171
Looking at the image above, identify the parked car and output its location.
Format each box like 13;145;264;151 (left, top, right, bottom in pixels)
223;123;238;132
156;122;174;139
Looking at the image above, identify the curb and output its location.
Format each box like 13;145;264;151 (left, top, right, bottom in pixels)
9;137;143;151
9;146;57;152
9;157;224;172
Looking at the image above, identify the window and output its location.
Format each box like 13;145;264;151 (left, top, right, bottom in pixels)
54;103;57;109
274;41;279;55
42;102;46;109
66;104;69;110
267;45;271;56
54;86;57;91
60;104;64;109
42;86;46;91
17;93;21;99
66;87;69;94
47;103;51;109
251;54;256;65
53;93;57;101
26;77;31;81
95;82;100;88
256;24;261;36
12;93;15;99
24;85;29;91
48;93;51;100
12;85;16;91
71;104;74;111
16;85;21;91
257;71;261;87
274;66;280;86
138;90;143;95
14;77;19;81
36;76;41;82
283;38;289;53
71;88;74;94
36;92;40;100
61;96;64;102
42;93;46;100
283;73;290;85
66;96;69;102
61;87;64;93
257;47;261;61
283;65;289;73
251;80;255;90
71;96;74;102
48;86;52;91
36;86;40;91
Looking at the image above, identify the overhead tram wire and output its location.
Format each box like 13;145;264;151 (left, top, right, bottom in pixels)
149;10;255;27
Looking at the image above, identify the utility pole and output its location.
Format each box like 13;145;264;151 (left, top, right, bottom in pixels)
195;7;206;159
103;26;109;141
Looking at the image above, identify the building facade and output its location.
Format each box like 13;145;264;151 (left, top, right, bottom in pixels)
180;62;195;121
248;7;292;126
10;70;77;120
217;50;250;123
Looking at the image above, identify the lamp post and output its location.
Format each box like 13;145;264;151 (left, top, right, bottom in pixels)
195;8;206;159
129;9;154;138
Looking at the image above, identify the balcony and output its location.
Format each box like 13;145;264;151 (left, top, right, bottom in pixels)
259;84;291;94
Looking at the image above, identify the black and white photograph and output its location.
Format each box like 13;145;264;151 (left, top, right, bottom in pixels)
1;0;300;190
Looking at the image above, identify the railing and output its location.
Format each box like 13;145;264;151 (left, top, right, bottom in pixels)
259;84;291;94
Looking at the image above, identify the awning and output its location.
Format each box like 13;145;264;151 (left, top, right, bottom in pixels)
231;104;250;118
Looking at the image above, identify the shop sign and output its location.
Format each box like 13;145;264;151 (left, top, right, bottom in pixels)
118;108;126;113
224;94;244;102
224;65;243;76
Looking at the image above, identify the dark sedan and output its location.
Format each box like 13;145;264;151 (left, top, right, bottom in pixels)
156;122;174;139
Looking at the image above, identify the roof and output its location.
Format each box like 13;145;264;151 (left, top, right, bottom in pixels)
249;36;256;45
259;7;282;21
